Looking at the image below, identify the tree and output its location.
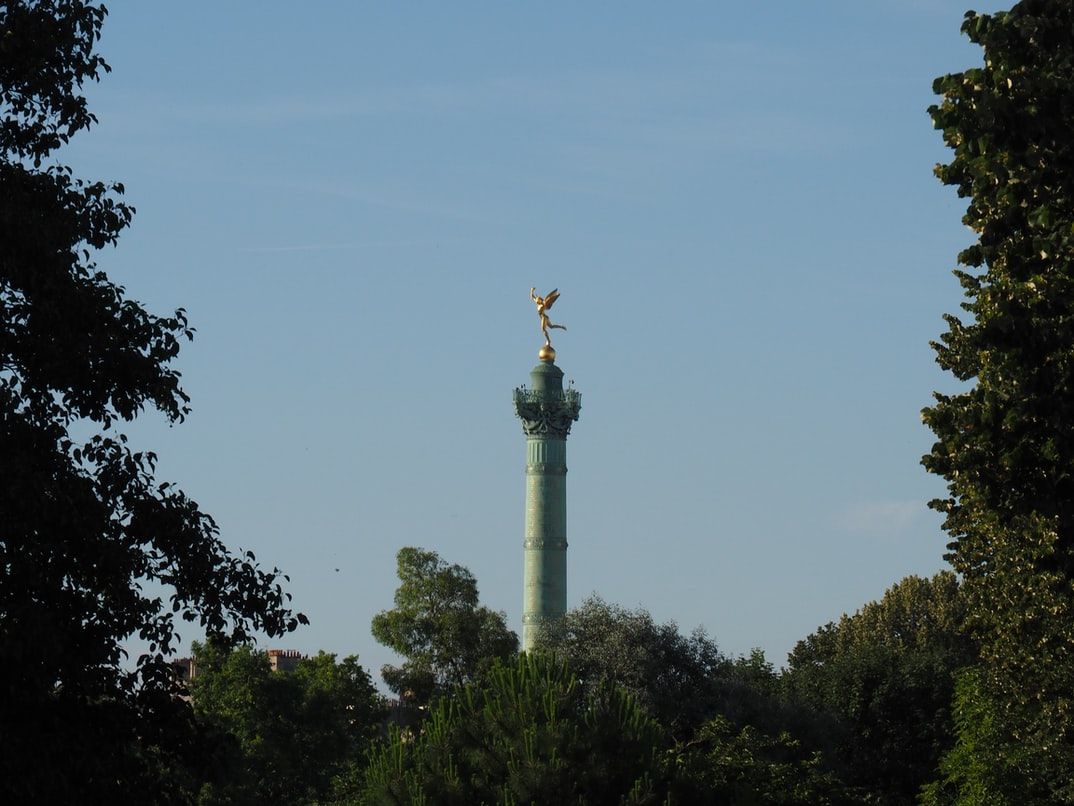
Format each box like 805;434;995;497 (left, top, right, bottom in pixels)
0;3;304;800
923;1;1074;797
371;547;517;705
672;716;849;806
351;654;848;806
191;642;385;804
782;573;975;802
354;653;670;805
537;596;816;745
535;596;732;740
921;668;1050;806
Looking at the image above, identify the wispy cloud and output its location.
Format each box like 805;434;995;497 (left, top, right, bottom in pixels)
234;237;472;254
834;499;930;537
93;35;850;155
77;36;854;230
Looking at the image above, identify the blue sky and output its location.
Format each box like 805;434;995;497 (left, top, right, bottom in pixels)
69;2;1003;677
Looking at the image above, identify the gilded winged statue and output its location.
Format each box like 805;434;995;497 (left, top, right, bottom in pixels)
531;287;567;347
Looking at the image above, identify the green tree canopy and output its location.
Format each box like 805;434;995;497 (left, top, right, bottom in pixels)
371;547;518;705
0;3;304;800
535;595;732;739
356;653;670;805
921;667;1052;806
352;653;847;806
672;716;849;806
191;641;385;805
537;596;814;747
923;1;1074;797
783;573;975;802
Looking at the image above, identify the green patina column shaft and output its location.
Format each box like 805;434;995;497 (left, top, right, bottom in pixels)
513;359;581;652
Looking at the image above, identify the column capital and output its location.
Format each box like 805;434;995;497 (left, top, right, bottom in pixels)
513;386;581;439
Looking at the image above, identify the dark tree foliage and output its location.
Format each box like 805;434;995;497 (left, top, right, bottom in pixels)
351;653;849;806
371;547;517;706
191;642;386;805
534;596;732;740
923;1;1074;798
356;654;670;805
783;573;975;803
673;716;851;806
921;668;1052;806
0;3;304;800
537;596;811;745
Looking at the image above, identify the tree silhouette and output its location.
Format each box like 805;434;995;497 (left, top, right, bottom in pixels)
0;3;305;800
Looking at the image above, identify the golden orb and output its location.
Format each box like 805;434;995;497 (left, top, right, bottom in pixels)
538;344;557;362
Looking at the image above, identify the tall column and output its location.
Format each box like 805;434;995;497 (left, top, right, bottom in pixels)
513;350;581;652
